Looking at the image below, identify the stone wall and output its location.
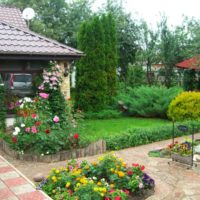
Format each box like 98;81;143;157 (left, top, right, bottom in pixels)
0;140;107;163
59;61;70;99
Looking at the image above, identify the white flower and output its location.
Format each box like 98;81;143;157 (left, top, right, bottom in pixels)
46;151;49;154
20;103;24;108
139;183;143;189
15;127;20;133
20;124;25;127
41;153;44;156
13;131;18;136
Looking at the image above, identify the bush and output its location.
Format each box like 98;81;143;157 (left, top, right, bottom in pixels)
85;109;122;119
0;86;6;131
183;69;196;91
117;86;182;118
168;91;200;121
105;121;200;150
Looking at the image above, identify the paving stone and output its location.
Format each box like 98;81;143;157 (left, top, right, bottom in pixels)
0;166;14;173
0;188;14;199
0;180;6;189
0;162;9;167
18;191;50;200
5;196;19;200
10;184;35;195
0;171;19;180
4;177;27;187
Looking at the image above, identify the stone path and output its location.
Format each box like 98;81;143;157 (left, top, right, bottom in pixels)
0;155;51;200
1;134;200;200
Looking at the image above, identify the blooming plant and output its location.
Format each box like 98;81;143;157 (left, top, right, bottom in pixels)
41;153;155;200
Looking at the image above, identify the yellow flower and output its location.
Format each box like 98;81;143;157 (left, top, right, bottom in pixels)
121;162;126;167
114;170;118;174
119;158;123;162
84;165;89;170
118;171;125;178
110;168;114;172
80;177;87;184
51;176;57;182
92;162;97;166
97;182;102;186
101;187;107;193
76;183;81;187
100;193;104;197
110;184;115;188
65;182;71;188
52;189;56;194
93;187;99;192
55;170;60;174
98;156;103;161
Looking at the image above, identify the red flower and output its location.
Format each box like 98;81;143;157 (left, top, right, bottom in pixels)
12;137;17;143
123;189;130;195
104;198;110;200
31;113;37;119
132;163;139;167
73;133;79;140
45;129;50;134
23;111;28;118
109;189;115;194
127;170;133;176
35;121;41;126
141;165;145;171
67;189;73;196
114;196;121;200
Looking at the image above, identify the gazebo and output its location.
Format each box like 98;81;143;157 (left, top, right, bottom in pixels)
0;6;83;99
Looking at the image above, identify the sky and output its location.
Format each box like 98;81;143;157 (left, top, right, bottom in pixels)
92;0;200;28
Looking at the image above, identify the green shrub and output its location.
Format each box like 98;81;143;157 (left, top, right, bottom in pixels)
117;86;182;118
183;69;196;91
105;121;200;150
85;109;122;119
168;91;200;121
0;86;6;131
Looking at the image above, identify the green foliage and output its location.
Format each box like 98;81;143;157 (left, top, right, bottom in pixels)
183;69;197;91
117;86;182;118
168;91;200;121
84;109;122;119
105;121;200;150
102;13;118;102
0;86;6;131
76;14;117;111
126;64;147;87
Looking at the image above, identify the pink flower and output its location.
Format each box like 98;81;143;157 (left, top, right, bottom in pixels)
31;126;37;134
8;103;14;110
114;197;121;200
39;93;49;99
50;76;58;81
25;127;30;133
53;116;60;123
132;163;139;167
38;85;44;90
31;113;37;119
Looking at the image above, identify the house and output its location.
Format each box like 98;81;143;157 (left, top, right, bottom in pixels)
0;6;83;98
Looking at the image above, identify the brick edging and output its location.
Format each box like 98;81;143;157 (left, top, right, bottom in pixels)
0;140;107;163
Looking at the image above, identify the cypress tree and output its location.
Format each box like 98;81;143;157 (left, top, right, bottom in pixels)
183;69;196;91
76;16;107;111
102;13;118;104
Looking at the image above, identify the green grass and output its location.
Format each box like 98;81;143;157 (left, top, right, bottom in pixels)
82;117;170;141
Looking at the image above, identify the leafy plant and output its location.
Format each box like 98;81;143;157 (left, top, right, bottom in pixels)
0;86;6;131
168;91;200;121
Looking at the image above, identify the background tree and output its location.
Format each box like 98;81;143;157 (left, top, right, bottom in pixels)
101;13;117;103
76;16;107;112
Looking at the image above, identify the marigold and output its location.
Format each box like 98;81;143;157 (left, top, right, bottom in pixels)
118;171;125;178
65;182;71;188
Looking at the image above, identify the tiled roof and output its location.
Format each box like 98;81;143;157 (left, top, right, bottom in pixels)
176;55;200;70
0;6;83;58
0;6;28;30
0;21;83;57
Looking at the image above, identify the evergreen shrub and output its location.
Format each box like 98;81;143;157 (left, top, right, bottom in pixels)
168;91;200;121
117;86;182;118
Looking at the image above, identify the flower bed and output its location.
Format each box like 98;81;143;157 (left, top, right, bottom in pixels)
39;153;155;200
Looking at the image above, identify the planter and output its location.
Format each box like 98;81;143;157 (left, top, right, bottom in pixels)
0;139;107;163
129;188;155;200
171;153;192;165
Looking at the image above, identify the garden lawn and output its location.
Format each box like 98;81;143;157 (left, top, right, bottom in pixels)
82;117;170;141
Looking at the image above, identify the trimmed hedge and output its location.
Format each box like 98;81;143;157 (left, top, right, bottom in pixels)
0;86;6;131
105;121;200;150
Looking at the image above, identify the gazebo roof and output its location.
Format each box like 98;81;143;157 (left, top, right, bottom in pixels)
176;55;200;70
0;6;83;60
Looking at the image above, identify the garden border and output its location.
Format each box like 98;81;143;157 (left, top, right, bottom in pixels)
0;139;106;163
